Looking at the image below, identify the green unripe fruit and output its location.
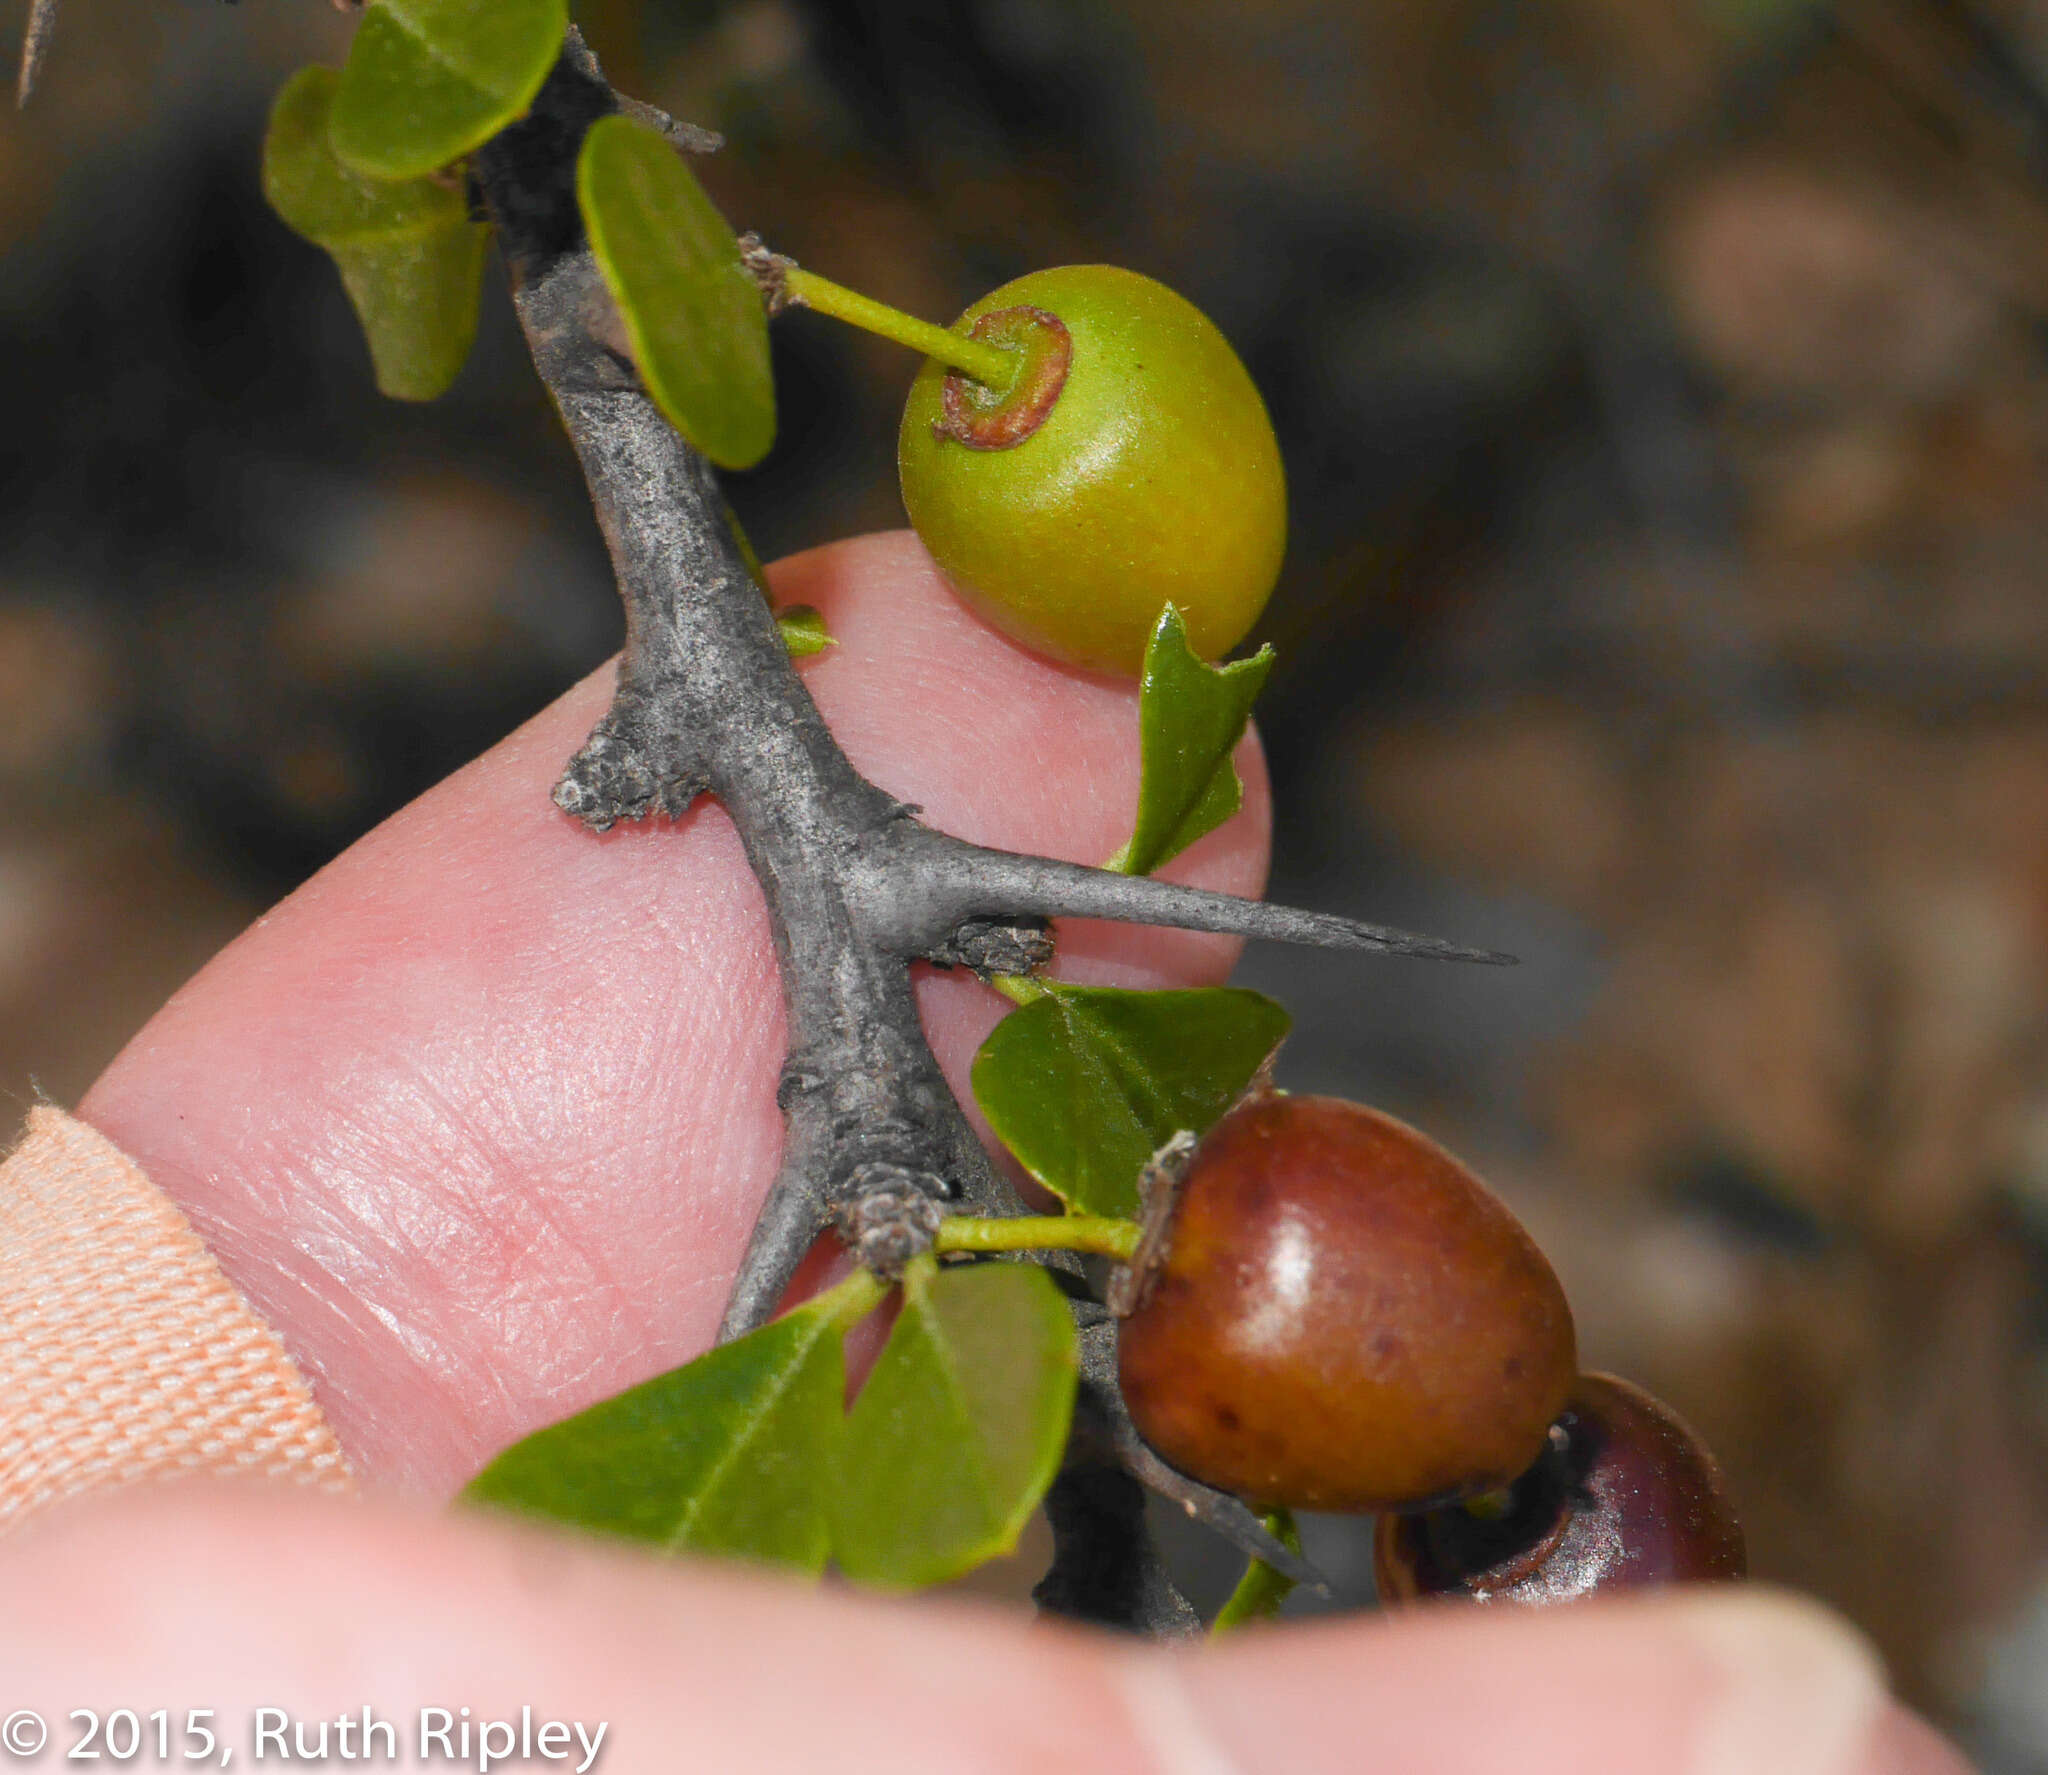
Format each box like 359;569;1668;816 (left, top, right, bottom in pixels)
898;265;1287;677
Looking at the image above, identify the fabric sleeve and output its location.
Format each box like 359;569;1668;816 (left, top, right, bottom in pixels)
0;1105;354;1532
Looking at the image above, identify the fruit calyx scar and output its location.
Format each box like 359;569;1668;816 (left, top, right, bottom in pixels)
933;305;1072;450
1108;1128;1199;1318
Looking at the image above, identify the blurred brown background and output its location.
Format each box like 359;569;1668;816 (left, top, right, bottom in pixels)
6;0;2048;1759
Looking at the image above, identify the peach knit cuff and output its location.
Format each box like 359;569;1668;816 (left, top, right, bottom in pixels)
0;1105;354;1531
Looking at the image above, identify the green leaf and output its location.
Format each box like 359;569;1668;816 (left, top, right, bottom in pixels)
971;984;1289;1218
329;0;567;181
462;1285;872;1572
576;114;776;469
830;1259;1077;1590
263;67;489;401
1107;605;1273;878
777;605;835;657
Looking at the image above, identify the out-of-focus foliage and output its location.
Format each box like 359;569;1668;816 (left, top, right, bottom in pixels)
262;66;488;399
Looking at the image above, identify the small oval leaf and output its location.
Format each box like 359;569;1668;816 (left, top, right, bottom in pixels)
1109;604;1273;878
830;1260;1078;1590
462;1296;850;1572
330;0;568;181
263;66;488;400
576;114;776;469
972;984;1290;1219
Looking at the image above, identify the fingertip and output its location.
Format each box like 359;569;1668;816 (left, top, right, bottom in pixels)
0;1482;1140;1775
1180;1586;1944;1775
2;1487;1966;1775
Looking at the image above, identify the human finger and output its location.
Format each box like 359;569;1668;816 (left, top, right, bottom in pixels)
0;1482;1970;1775
77;531;1269;1492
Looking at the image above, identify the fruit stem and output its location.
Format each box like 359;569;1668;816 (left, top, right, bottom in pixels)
990;972;1050;1008
782;266;1019;388
933;1214;1141;1262
1209;1509;1301;1635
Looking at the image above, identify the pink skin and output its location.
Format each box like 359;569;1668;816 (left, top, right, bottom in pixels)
7;532;1964;1773
77;531;1267;1493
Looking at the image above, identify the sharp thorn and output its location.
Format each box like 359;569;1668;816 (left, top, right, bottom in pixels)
932;843;1517;967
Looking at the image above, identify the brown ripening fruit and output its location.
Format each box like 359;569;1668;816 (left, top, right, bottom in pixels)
1374;1372;1747;1605
1114;1095;1577;1513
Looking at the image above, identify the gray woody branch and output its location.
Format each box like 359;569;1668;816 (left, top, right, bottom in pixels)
477;42;1506;1341
483;35;1497;1620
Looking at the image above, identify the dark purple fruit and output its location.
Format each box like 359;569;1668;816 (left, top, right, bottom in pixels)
1375;1371;1747;1605
1115;1094;1577;1512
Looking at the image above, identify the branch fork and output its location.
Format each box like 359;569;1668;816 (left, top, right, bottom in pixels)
169;27;1498;1623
